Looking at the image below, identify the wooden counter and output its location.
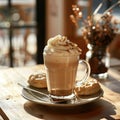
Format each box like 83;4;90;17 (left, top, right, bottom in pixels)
0;65;120;120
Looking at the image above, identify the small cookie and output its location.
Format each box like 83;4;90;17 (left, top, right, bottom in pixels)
75;78;101;95
28;73;47;88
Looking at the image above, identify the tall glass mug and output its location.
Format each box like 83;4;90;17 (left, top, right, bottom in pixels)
43;35;90;102
43;54;90;102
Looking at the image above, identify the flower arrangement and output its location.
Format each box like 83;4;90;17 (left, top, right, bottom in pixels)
70;1;120;47
70;1;120;78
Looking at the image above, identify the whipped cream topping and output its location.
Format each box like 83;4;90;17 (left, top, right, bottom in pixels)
44;35;82;56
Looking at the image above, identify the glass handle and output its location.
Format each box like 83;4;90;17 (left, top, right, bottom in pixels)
76;60;91;86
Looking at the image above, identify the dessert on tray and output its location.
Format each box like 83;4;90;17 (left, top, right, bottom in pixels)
75;77;101;96
28;72;47;88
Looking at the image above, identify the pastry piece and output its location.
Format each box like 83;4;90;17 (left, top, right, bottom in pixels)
28;73;47;88
75;78;101;95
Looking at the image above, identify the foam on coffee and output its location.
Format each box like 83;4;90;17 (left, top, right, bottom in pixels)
44;35;81;56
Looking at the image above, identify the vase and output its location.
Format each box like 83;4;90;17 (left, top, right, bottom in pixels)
86;44;110;79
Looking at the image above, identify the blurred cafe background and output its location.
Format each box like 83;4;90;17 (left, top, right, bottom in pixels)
0;0;119;68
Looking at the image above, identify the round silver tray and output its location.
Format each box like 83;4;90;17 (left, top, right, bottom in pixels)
22;87;103;107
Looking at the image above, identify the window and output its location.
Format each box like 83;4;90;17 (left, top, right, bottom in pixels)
0;0;46;67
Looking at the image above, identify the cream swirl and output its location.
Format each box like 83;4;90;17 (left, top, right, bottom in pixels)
44;35;82;56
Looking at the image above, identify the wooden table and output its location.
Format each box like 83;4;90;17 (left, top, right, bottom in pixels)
0;65;120;120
